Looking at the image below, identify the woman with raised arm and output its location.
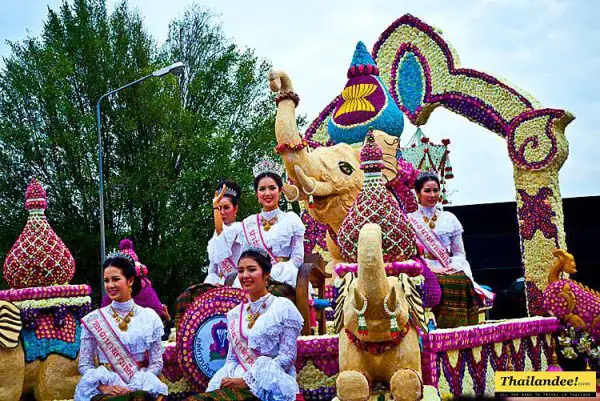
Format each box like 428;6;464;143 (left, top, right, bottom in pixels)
408;172;494;328
205;180;243;285
75;253;168;401
186;248;303;401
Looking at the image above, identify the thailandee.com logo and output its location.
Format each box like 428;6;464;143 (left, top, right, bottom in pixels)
495;372;596;397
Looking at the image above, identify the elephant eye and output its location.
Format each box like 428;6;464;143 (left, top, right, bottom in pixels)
338;161;354;176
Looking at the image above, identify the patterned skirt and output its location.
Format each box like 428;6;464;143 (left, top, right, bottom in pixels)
91;390;164;401
433;272;480;328
185;388;259;401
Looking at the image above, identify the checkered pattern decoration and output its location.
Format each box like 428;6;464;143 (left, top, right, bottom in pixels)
338;131;418;263
3;178;76;289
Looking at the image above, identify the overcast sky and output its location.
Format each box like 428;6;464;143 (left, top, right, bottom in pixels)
1;0;598;206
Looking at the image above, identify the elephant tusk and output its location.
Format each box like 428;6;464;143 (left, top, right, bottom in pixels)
282;183;301;202
294;166;334;197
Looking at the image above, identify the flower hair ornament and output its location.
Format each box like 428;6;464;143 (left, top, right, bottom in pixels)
351;290;368;336
252;155;284;178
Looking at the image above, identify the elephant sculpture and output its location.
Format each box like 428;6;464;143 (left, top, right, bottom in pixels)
269;70;418;273
336;224;426;401
0;300;80;401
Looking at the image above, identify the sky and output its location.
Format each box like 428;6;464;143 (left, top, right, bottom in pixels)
1;0;599;206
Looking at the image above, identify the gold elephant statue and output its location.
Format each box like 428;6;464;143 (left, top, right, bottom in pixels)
0;300;80;401
335;224;427;401
270;70;416;275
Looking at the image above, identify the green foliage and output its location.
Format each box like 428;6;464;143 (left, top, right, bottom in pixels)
0;0;276;305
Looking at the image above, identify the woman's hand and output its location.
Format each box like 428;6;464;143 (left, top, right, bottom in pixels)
441;267;458;275
213;185;227;209
221;377;248;389
98;384;130;396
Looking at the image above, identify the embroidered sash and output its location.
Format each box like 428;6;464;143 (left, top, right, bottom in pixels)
81;309;139;383
228;304;259;372
241;215;278;263
408;214;450;268
219;257;237;278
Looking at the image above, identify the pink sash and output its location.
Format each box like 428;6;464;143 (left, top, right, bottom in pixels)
241;215;278;263
408;214;450;268
81;309;139;383
228;303;259;372
219;257;237;277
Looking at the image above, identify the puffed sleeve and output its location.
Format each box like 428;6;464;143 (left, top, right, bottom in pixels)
208;223;242;264
445;212;473;277
127;311;168;396
242;300;302;401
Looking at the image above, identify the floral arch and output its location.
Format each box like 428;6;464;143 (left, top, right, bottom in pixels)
302;14;574;315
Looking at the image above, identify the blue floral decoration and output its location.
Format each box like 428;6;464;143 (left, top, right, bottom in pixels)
398;52;424;114
21;323;81;362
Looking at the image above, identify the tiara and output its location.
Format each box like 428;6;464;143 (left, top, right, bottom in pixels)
252;155;284;178
417;170;439;181
241;245;270;259
224;186;238;198
106;250;135;265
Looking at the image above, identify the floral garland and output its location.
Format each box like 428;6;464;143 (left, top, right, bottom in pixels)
275;139;308;153
344;323;410;355
275;91;300;107
162;343;184;383
21;322;81;362
14;296;91;310
333;259;423;277
0;284;91;301
557;326;599;370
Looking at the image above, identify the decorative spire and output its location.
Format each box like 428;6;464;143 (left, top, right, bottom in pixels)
328;41;404;145
3;178;76;288
337;133;417;263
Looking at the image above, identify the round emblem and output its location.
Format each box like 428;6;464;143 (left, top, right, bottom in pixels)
177;286;247;391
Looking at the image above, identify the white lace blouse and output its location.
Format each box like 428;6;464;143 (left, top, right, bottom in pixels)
237;209;305;288
207;294;304;401
205;222;243;285
74;300;168;400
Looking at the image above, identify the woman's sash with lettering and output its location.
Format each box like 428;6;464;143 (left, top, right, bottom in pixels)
408;214;450;268
228;304;259;372
241;215;278;263
81;309;139;383
219;257;237;278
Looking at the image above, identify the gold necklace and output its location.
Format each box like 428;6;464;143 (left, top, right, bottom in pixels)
422;210;438;229
246;295;270;329
111;306;135;331
259;215;278;231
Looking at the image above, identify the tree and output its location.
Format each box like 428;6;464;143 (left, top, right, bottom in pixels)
0;0;276;305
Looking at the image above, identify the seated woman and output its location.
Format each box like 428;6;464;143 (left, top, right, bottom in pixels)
408;172;495;328
225;157;305;288
205;180;243;285
75;253;168;401
186;248;304;401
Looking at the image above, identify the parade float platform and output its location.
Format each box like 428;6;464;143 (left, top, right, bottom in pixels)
160;316;560;400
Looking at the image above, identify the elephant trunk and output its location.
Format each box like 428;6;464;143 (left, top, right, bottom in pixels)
294;166;334;197
269;70;312;182
356;224;390;303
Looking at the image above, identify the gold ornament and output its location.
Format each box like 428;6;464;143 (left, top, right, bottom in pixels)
111;306;135;331
246;300;268;329
422;211;438;229
260;215;278;231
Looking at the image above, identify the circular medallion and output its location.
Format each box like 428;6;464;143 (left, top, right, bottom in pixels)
177;286;247;391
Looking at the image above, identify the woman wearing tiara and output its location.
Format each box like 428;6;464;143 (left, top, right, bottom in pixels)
408;172;495;328
222;157;305;288
75;253;168;401
205;180;243;285
186;247;303;401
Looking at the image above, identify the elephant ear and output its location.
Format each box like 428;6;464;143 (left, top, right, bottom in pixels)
399;273;428;333
334;272;355;334
0;300;22;349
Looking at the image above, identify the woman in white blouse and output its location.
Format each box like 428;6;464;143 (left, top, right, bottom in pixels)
186;248;303;401
408;172;494;328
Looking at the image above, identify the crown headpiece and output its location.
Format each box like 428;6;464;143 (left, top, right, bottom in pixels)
106;250;136;265
224;186;238;198
252;155;284;178
417;170;439;181
241;245;270;259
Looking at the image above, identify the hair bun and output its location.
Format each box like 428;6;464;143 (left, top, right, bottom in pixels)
119;238;134;250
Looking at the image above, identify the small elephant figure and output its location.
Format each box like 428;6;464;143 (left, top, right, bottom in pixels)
0;300;80;401
336;224;427;401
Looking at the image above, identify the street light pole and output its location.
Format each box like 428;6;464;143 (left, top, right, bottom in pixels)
96;62;184;297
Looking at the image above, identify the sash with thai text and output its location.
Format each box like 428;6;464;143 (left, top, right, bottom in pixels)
219;257;237;278
228;304;259;372
241;215;278;263
408;214;450;268
81;309;139;383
